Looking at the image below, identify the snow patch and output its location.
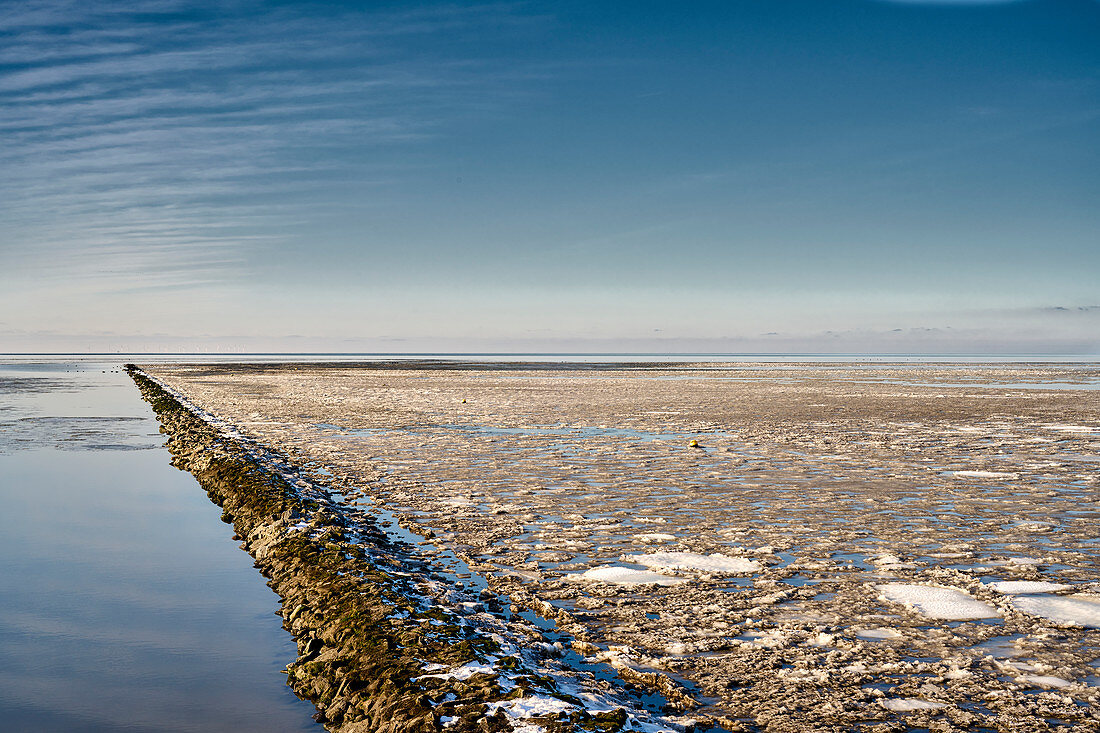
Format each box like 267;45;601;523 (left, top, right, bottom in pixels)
877;584;1000;620
984;556;1041;567
417;661;496;681
566;566;686;586
487;695;579;718
986;580;1072;595
736;630;787;648
951;470;1018;479
1045;424;1096;433
635;533;677;543
872;554;916;570
622;551;761;575
880;698;947;712
1018;675;1071;689
1009;594;1100;628
856;627;903;640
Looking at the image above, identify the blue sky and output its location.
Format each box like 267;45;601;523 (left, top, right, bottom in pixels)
1;0;1097;353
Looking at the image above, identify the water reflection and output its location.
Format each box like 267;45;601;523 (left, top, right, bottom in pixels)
0;361;318;732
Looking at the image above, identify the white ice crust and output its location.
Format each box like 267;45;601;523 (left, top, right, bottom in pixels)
566;566;686;586
622;551;761;575
951;470;1018;479
417;661;497;681
877;584;1000;620
1018;675;1071;689
1045;424;1096;433
879;698;947;712
986;580;1072;595
855;627;903;640
487;695;580;718
1009;594;1100;628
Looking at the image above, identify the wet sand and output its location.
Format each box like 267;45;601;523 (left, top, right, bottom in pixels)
141;361;1100;732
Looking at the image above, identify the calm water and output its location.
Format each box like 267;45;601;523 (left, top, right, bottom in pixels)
0;360;319;732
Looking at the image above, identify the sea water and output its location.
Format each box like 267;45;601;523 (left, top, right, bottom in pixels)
0;360;318;732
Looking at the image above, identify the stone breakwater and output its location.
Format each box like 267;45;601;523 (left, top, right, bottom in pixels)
126;367;692;733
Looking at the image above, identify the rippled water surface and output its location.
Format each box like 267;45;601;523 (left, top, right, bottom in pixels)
0;360;319;733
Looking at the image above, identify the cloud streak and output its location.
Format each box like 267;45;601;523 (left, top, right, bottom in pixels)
0;1;544;289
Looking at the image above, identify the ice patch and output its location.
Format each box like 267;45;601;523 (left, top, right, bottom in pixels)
417;661;497;681
856;627;903;640
1009;594;1100;628
951;470;1018;479
986;580;1072;595
443;496;473;507
984;557;1041;567
1018;675;1071;688
877;584;1000;620
1006;520;1054;533
487;695;579;718
872;554;916;570
566;566;686;586
736;630;787;648
622;551;761;575
635;533;677;543
777;668;829;684
880;698;947;712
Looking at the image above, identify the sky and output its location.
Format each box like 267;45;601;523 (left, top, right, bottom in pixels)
1;0;1098;354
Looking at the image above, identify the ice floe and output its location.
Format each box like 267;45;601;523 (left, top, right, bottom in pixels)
984;556;1041;567
855;627;903;640
872;554;916;570
951;470;1018;479
985;580;1072;594
635;533;677;543
879;698;947;712
877;584;1000;620
622;551;761;575
566;566;686;586
1018;674;1072;688
1009;594;1100;628
736;630;787;648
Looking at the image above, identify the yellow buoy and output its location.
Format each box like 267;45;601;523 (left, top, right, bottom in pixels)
689;439;700;448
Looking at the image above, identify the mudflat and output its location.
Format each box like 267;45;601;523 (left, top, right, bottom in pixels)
142;361;1100;731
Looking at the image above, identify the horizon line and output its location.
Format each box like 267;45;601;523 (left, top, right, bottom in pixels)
4;351;1100;358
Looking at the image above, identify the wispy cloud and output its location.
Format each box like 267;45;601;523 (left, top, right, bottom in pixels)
0;1;545;289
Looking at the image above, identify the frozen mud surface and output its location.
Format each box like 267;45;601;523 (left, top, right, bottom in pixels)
142;362;1100;731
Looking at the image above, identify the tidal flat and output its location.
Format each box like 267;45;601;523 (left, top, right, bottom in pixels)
140;361;1100;732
